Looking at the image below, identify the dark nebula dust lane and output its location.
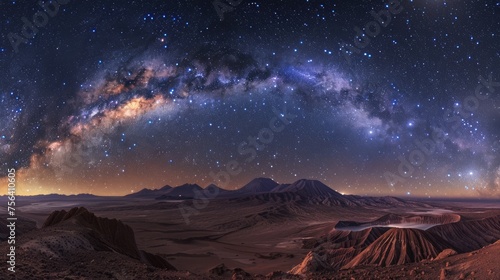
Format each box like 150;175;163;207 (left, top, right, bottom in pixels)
0;0;499;197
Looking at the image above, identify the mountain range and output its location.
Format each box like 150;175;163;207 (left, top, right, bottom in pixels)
2;177;500;279
127;178;424;208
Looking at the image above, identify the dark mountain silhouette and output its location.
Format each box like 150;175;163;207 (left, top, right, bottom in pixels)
159;184;173;191
237;177;279;194
274;179;343;198
43;207;141;258
42;207;175;269
239;179;353;206
214;178;429;208
122;179;428;210
126;185;172;198
205;183;230;195
271;183;291;192
156;183;203;199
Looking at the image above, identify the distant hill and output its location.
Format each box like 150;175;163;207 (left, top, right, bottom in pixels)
126;185;172;198
1;178;432;208
156;184;203;200
237;177;279;194
0;193;100;202
270;183;291;192
205;184;231;195
274;179;343;198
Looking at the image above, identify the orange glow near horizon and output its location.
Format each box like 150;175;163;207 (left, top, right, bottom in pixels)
0;170;493;198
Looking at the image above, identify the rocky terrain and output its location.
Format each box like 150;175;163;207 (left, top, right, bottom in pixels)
290;214;500;277
1;178;499;279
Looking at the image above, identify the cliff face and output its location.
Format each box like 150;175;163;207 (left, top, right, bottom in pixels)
290;227;390;274
427;215;500;253
42;207;175;269
342;228;451;268
290;215;500;275
335;213;461;229
43;207;140;259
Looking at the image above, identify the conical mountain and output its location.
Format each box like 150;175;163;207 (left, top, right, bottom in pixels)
238;177;278;194
276;179;343;198
342;228;451;268
156;183;203;199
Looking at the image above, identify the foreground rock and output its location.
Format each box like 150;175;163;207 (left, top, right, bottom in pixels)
290;215;500;275
208;263;253;279
0;207;214;279
288;252;329;274
0;215;37;241
434;248;458;260
343;228;451;268
307;239;500;279
42;207;176;269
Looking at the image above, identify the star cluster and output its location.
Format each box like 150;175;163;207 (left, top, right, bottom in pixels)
0;0;499;197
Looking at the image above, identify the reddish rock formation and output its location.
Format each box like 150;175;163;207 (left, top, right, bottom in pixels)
42;207;175;269
343;228;451;268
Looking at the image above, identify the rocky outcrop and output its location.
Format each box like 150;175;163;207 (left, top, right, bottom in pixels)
209;263;233;277
140;250;177;270
342;228;451;268
325;227;389;248
290;227;390;273
434;248;457;260
290;215;500;275
427;215;500;253
42;207;175;269
208;264;252;279
289;251;329;274
43;207;140;259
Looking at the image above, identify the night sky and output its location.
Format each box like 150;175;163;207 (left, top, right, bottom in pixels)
1;0;499;197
